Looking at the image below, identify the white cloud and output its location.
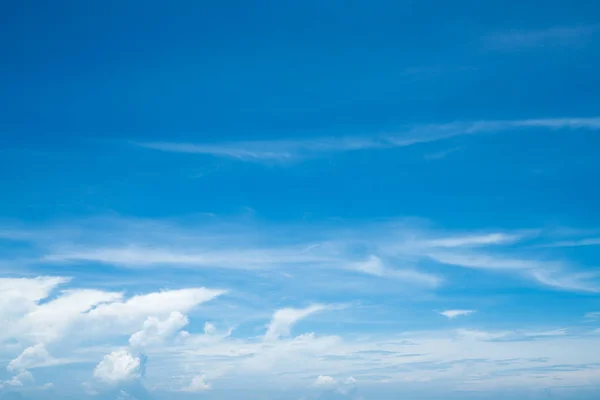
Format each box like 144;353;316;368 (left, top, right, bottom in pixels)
584;312;600;321
203;322;217;335
135;117;600;162
89;287;224;321
439;310;475;319
129;311;189;348
485;25;598;50
1;281;224;351
21;289;123;343
542;237;600;248
43;245;330;270
3;370;34;387
352;255;441;287
0;277;70;323
423;233;523;248
314;375;336;386
180;375;211;392
93;349;142;383
344;376;356;385
5;217;596;294
265;305;328;341
528;269;599;293
426;251;599;293
8;344;51;372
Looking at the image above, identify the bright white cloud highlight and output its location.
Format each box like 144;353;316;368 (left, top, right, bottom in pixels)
180;375;211;392
439;310;475;319
129;311;189;347
265;305;328;341
314;375;336;386
93;349;142;383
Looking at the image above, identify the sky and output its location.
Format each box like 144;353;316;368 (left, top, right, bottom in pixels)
1;1;600;399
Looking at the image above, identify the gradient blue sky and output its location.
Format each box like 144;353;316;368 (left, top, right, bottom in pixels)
1;1;600;399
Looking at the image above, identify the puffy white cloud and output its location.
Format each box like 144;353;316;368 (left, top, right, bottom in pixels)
3;370;34;387
344;377;356;385
93;349;142;383
265;305;327;341
180;375;211;392
203;322;217;335
129;311;189;348
7;344;51;372
439;309;475;319
314;375;336;386
0;276;224;351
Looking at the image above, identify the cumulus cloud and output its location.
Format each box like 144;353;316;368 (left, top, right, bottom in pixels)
344;377;356;385
3;370;34;387
439;310;476;319
93;349;143;383
0;276;224;350
265;305;328;341
7;344;51;372
203;322;217;335
129;311;189;347
180;375;210;392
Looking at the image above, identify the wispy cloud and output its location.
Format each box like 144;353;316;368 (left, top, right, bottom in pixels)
584;312;600;321
264;304;329;341
485;25;599;50
427;251;600;293
135;117;600;163
424;147;463;160
422;232;527;248
350;255;441;287
541;237;600;248
439;309;475;319
3;216;598;293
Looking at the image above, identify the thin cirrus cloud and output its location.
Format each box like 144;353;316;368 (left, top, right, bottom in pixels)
584;312;600;321
426;251;600;293
439;309;476;319
541;237;600;248
3;216;598;293
484;25;599;50
351;255;441;288
135;117;600;163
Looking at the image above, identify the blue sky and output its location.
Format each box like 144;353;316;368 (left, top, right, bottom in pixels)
1;1;600;399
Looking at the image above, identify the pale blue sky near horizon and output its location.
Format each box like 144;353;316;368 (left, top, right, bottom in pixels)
1;1;600;399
